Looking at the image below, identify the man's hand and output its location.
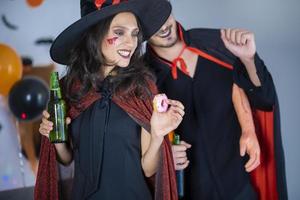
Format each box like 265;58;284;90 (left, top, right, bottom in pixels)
172;141;191;170
240;130;261;172
221;29;262;86
221;28;256;62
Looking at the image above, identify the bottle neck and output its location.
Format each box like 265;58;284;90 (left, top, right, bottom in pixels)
50;88;62;100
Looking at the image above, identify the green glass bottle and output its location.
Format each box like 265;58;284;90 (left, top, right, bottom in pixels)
48;72;68;143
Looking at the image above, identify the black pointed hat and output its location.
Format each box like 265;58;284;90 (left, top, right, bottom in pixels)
50;0;172;65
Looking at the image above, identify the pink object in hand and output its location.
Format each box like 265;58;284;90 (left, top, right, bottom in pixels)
153;94;168;112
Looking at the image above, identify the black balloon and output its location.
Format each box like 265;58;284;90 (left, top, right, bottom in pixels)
8;77;49;121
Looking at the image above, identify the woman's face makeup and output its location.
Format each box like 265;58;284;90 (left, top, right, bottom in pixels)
102;12;139;68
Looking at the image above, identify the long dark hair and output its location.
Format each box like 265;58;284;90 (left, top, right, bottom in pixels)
64;13;154;103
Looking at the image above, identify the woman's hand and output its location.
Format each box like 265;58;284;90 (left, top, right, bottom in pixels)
39;110;71;138
150;99;185;139
141;98;184;177
39;110;73;165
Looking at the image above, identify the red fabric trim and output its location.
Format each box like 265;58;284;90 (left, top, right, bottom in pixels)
178;24;233;71
187;46;233;70
95;0;125;9
112;0;120;4
171;57;189;79
171;42;188;79
94;0;105;9
153;24;234;81
251;109;279;200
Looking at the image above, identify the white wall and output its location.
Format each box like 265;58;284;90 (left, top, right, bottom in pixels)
0;0;80;76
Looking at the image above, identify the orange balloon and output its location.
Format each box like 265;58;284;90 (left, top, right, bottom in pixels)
0;44;23;96
26;0;44;8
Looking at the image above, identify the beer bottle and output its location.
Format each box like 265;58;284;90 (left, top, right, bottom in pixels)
48;72;68;143
174;134;184;199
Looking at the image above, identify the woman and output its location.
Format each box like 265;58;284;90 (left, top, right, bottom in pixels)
35;0;182;200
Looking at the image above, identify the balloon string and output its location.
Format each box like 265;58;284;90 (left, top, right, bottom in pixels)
15;120;26;187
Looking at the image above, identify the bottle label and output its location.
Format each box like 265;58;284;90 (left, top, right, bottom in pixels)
49;101;67;143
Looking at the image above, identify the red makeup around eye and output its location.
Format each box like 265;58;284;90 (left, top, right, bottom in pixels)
107;37;118;45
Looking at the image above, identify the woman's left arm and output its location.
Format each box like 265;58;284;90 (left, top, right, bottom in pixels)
141;99;184;177
141;128;163;177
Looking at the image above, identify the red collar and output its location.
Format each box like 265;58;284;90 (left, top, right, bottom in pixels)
150;23;233;80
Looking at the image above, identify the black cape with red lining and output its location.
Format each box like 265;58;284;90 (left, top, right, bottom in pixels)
145;24;287;200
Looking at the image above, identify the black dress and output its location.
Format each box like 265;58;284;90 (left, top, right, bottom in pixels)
69;88;152;200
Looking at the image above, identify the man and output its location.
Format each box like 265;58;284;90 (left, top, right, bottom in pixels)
145;3;287;200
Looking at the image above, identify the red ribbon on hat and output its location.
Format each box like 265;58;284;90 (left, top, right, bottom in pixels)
94;0;105;9
94;0;126;9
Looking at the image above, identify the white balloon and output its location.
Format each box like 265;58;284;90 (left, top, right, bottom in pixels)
0;96;35;191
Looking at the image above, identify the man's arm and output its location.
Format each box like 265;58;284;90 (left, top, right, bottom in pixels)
221;29;275;110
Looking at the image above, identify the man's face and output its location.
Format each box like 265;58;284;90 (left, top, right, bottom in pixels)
148;14;178;48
